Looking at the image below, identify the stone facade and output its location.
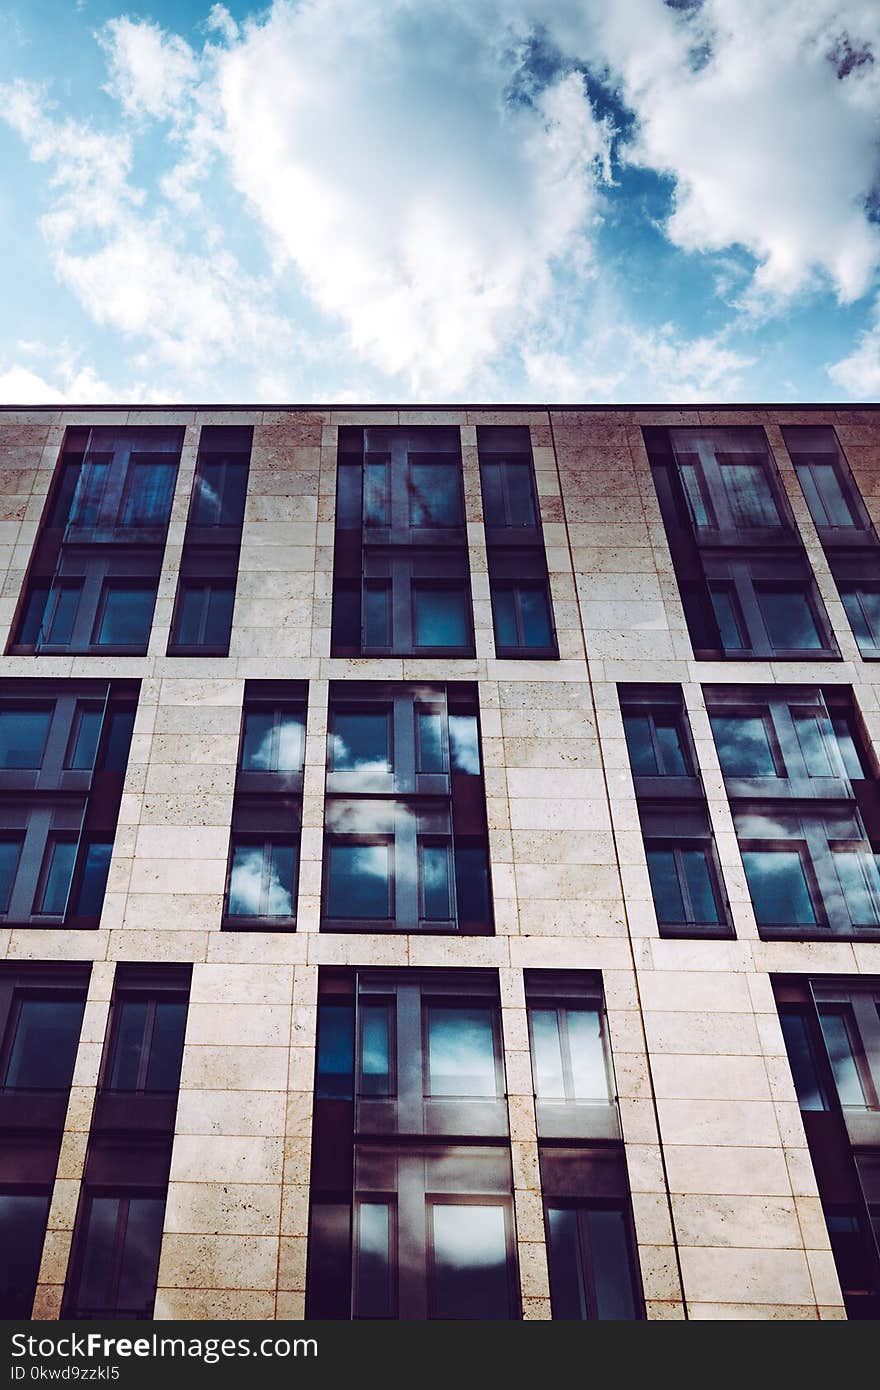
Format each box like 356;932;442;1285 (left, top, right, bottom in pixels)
2;403;879;1320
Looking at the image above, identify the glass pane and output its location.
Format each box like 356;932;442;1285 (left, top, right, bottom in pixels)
120;461;176;527
117;1196;164;1317
202;586;234;647
530;1009;565;1099
18;586;49;645
417;710;445;772
332;712;391;772
492;588;518;649
0;838;22;911
357;1203;392;1318
0;1192;50;1317
780;1012;828;1111
363;585;390;648
794;714;834;778
193;458;248;527
4;998;84;1089
335;462;361;529
587;1209;638;1320
801;462;855;528
427;1007;497;1097
830;716;866;781
758;589;823;650
681;848;721;923
67;707;103;769
833;850;880;927
363;458;389;527
227;843;295;918
710;588;745;650
50;460;83;527
317;1003;354;1100
679;462;710;527
145;1001;188;1091
840;588;873;646
326;843;390;919
454;843;491;926
308;1202;351;1316
449;713;480;774
546;1207;587;1319
741;850;817;925
46;586;79;644
0;707;51;768
710;715;776;776
75;1196;118;1313
37;840;77;915
567;1009;610;1100
623;715;658;775
102;709;135;770
854;590;880;645
818;1010;868;1107
422;843;452;920
645;848;686;924
275;711;305;772
175;586;205;645
72;459;109;526
409;461;462;526
109;999;148;1090
218;459;249;526
654;717;688;775
719;461;780;528
414;588;469;648
75;841;112;918
96;587;155;646
480;461;505;526
359;1003;390;1097
242;708;306;772
430;1205;510;1319
504;461;536;527
519;586;552;647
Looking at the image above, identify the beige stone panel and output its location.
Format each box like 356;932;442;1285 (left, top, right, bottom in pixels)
179;1045;290;1091
671;1194;802;1249
157;1233;279;1290
650;1053;771;1102
664;1143;794;1196
164;1183;281;1236
643;1010;762;1055
170;1135;284;1185
174;1089;287;1137
150;1284;275;1317
184;1003;291;1047
688;1302;817;1320
657;1098;781;1148
678;1247;815;1306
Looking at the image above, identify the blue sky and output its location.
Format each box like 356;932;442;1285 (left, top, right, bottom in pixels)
1;0;879;403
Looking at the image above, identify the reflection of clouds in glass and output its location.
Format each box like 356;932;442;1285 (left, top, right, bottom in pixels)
229;846;292;916
325;800;401;835
432;1204;506;1270
428;1009;496;1096
245;714;304;771
194;475;222;518
448;715;480;774
330;733;391;774
277;718;304;771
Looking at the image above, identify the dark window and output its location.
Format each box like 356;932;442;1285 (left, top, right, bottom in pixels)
412;586;470;649
0;839;22;912
0;1192;50;1317
840;586;880;656
480;457;536;528
756;586;823;650
429;1202;512;1318
797;460;858;529
330;710;391;773
646;844;723;927
35;839;77;915
741;848;817;927
118;460;176;528
67;1193;165;1319
75;842;113;918
0;707;52;769
710;713;778;776
326;842;392;921
316;1002;354;1101
66;705;103;770
545;1204;640;1320
783;427;874;536
93;585;157;648
780;1011;829;1112
2;997;85;1090
169;582;234;653
623;711;689;776
190;456;249;528
491;582;554;654
106;998;187;1093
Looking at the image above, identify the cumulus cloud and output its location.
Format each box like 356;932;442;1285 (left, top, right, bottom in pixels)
1;0;880;399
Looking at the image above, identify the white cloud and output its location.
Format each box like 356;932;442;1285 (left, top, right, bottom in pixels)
99;17;199;124
829;321;880;397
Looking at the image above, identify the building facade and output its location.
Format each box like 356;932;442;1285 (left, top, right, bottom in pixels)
0;402;878;1321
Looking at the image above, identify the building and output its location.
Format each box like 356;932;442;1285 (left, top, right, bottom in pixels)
0;402;878;1322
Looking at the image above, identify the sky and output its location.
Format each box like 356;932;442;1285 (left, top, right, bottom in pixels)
1;1;880;404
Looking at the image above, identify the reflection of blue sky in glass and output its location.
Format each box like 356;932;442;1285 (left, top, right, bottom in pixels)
427;1008;496;1096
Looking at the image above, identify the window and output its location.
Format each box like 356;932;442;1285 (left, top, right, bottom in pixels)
623;710;690;777
0;680;136;929
331;427;474;657
168;582;235;654
645;425;838;660
189;455;249;528
0;1192;51;1317
840;586;880;657
66;1193;165;1319
223;681;306;932
783;427;874;537
308;969;517;1320
93;584;157;649
741;848;817;927
480;456;537;528
491;579;555;656
105;997;187;1094
2;996;85;1090
646;844;724;928
322;683;492;934
710;713;778;776
545;1204;641;1320
12;427;181;657
529;1006;610;1104
775;976;880;1318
